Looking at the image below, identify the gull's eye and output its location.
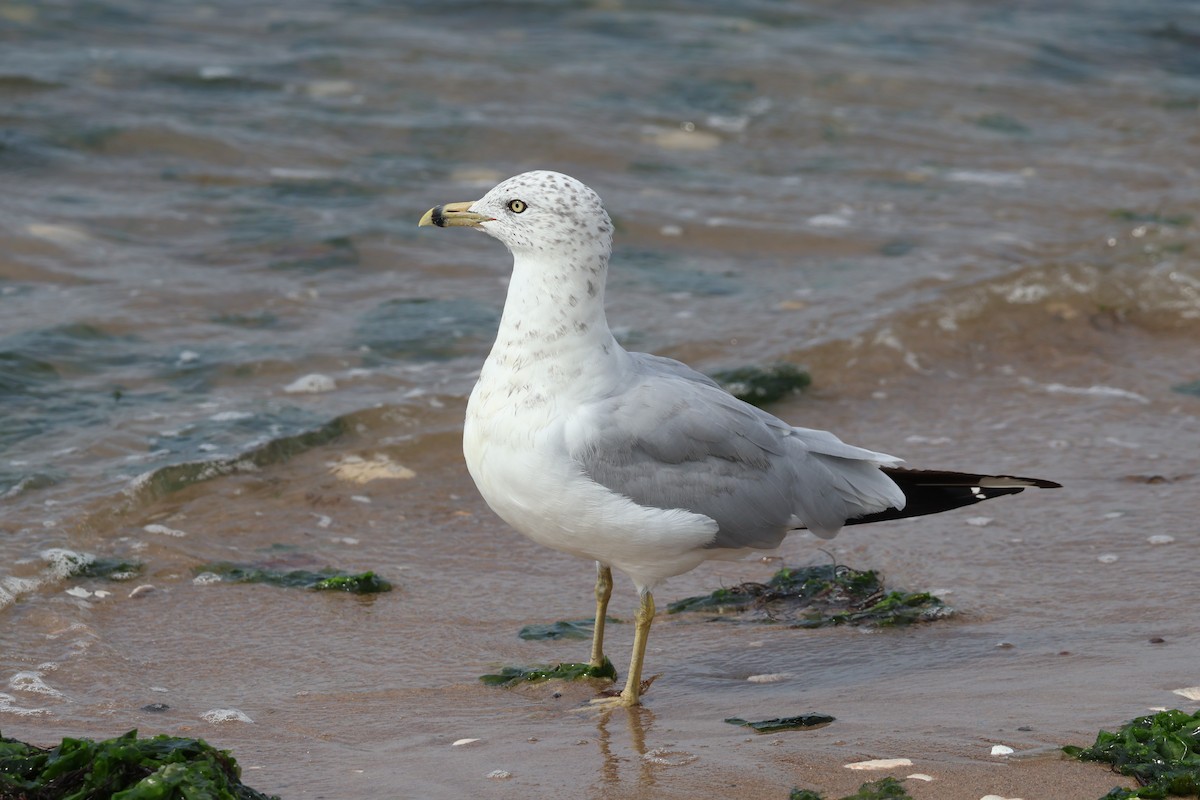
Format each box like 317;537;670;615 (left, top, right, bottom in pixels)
507;199;527;214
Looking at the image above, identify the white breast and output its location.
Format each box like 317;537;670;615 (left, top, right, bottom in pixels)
462;367;718;592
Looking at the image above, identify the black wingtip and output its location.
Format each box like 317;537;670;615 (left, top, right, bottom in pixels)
843;468;1060;527
976;475;1061;489
886;468;1061;490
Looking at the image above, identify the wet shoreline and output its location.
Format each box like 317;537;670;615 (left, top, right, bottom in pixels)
4;2;1199;797
4;324;1197;798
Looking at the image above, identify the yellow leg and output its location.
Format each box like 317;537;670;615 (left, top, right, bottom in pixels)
588;584;657;710
600;590;653;708
590;563;613;669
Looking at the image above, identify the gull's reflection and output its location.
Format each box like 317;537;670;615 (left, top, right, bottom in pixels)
593;705;658;792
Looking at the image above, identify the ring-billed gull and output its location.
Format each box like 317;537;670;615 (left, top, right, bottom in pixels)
419;170;1059;708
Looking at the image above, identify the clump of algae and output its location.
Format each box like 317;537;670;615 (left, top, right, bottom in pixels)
195;562;391;594
0;728;278;800
1064;708;1200;799
480;657;617;687
667;563;949;628
789;777;914;800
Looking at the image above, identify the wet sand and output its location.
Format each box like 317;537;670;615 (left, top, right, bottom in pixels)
6;315;1197;798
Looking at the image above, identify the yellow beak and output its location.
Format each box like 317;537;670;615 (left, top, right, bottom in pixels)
418;200;492;228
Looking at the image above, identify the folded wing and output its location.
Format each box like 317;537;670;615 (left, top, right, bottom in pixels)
565;353;907;548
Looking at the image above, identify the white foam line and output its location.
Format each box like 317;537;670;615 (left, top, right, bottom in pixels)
1041;382;1150;404
0;549;97;612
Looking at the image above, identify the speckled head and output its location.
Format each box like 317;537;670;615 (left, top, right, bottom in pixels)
422;171;614;262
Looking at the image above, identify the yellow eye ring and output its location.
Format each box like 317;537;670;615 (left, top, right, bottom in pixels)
507;199;527;213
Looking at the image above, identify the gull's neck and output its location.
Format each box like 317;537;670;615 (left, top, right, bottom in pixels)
480;248;627;401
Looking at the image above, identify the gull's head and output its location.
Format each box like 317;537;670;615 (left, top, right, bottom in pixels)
419;170;613;261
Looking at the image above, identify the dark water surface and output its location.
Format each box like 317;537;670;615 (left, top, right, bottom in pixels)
2;2;1198;798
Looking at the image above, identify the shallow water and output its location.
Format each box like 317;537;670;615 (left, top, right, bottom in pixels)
2;1;1199;797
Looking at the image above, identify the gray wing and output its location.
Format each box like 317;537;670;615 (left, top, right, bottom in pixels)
564;352;905;548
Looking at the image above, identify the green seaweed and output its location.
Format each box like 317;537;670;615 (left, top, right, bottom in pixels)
310;572;391;593
725;713;835;733
75;558;144;582
709;363;811;407
517;617;619;641
812;589;946;629
50;551;143;582
480;657;618;687
667;563;949;628
196;563;392;594
1110;209;1193;227
789;777;914;800
1064;708;1200;798
0;728;278;800
1171;380;1200;398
